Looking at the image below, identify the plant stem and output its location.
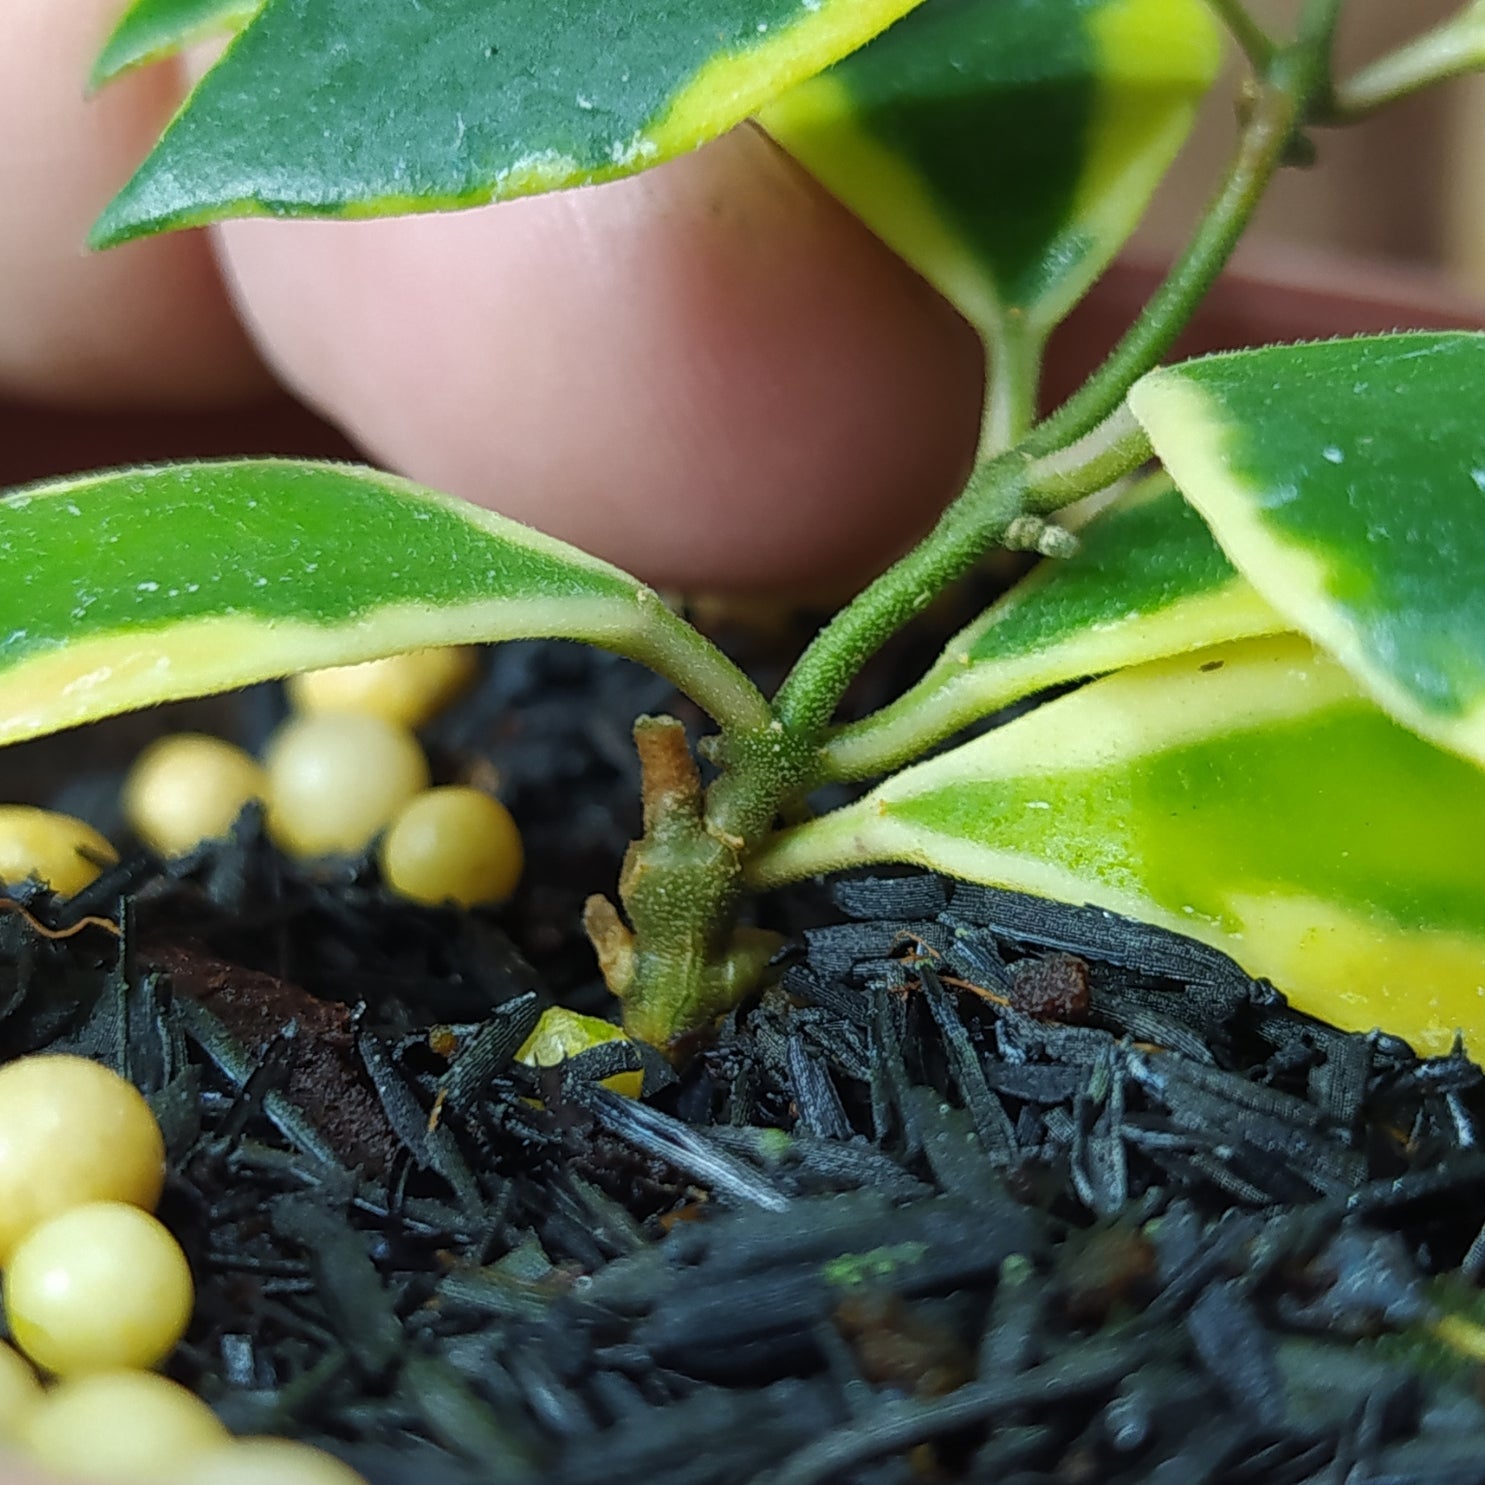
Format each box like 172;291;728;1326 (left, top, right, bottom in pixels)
1023;69;1303;460
1297;0;1347;56
769;400;1156;753
1205;0;1276;70
633;598;772;735
771;456;1027;741
1023;405;1152;513
816;417;1154;787
743;801;875;893
981;310;1045;457
1329;5;1485;121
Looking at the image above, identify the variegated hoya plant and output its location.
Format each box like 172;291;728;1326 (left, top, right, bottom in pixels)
7;0;1485;1054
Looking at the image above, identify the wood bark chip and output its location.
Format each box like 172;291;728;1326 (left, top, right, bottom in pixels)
142;939;400;1175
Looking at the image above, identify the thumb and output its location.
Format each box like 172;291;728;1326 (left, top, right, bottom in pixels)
209;124;986;593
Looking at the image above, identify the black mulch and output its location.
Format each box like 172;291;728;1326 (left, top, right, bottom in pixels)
2;640;1485;1484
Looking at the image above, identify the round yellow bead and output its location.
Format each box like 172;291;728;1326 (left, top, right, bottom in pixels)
5;1202;194;1375
122;733;269;858
25;1371;227;1484
263;712;430;858
287;646;478;730
379;787;523;908
182;1437;370;1485
0;806;116;897
0;1055;165;1263
0;1342;42;1445
516;1007;642;1099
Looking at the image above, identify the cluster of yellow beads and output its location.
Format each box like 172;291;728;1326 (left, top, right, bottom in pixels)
26;1371;367;1484
0;1055;368;1483
0;1057;187;1381
115;646;523;908
0;1055;165;1264
0;653;521;1479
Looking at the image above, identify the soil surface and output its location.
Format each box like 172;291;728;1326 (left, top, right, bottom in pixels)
5;639;1485;1485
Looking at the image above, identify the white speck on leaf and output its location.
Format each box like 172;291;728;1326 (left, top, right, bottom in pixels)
1259;482;1300;509
610;133;659;169
1322;446;1344;465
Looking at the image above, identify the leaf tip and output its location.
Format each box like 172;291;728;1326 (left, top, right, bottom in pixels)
88;15;140;92
86;199;138;253
89;172;201;252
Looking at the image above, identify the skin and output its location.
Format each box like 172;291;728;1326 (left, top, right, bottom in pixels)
0;5;982;1482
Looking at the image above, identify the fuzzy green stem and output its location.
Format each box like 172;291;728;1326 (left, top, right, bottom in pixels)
1206;0;1276;70
634;598;772;735
1022;69;1304;460
743;802;870;894
1329;5;1485;121
771;456;1027;742
602;1;1356;1054
1023;406;1153;513
598;717;758;1052
816;413;1154;786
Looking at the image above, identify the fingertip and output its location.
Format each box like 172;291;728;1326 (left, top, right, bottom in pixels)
213;126;984;590
0;0;267;408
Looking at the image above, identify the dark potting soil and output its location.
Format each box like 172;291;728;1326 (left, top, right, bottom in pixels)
3;639;1485;1485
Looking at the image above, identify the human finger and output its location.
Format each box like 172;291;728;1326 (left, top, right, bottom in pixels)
0;0;266;408
212;124;986;592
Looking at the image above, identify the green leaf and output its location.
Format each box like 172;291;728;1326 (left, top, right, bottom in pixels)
91;0;264;89
1130;332;1485;768
760;0;1221;346
822;474;1285;781
758;637;1485;1057
0;461;766;740
92;0;927;248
